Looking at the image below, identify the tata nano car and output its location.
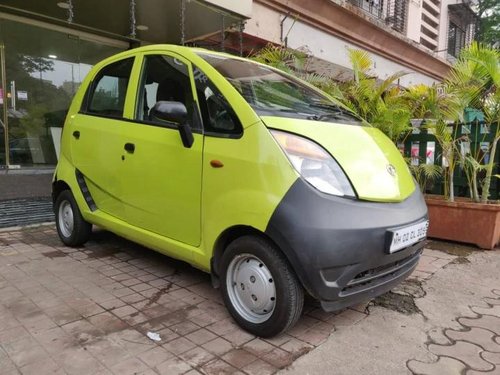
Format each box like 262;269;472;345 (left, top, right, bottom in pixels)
53;45;428;337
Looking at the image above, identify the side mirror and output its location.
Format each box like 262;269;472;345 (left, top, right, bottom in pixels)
150;101;194;148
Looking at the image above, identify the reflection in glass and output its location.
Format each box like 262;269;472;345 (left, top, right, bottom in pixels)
0;18;125;167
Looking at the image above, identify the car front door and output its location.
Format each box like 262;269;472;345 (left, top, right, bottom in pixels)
120;52;203;247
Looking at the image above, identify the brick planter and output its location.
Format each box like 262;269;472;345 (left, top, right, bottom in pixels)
425;195;500;249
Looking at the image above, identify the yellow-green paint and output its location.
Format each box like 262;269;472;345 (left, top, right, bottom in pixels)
195;121;299;268
54;44;414;274
261;116;415;202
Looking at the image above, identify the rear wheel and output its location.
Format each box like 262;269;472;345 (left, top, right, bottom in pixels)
220;236;304;337
55;190;92;247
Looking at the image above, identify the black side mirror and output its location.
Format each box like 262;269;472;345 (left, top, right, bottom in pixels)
150;101;194;148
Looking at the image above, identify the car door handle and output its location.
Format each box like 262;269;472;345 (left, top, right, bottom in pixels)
72;131;80;139
124;143;135;153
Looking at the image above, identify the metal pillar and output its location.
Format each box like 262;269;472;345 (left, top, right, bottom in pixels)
130;0;137;39
221;15;225;52
180;0;186;45
67;0;74;24
239;21;245;56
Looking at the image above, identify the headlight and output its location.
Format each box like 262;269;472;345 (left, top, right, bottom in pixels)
271;130;356;198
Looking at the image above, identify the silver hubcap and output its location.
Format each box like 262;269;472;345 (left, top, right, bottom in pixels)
58;200;74;238
226;254;276;324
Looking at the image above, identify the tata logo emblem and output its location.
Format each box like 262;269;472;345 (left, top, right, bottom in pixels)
387;164;397;177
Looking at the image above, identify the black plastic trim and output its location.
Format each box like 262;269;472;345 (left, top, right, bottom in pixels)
265;178;428;310
75;169;97;212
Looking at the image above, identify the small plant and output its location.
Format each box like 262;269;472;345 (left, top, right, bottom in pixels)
332;49;411;142
405;84;464;201
408;161;443;193
252;45;412;142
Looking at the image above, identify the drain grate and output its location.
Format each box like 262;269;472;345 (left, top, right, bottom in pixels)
0;197;54;228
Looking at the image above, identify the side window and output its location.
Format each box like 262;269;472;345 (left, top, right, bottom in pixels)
193;66;242;136
136;54;199;129
86;58;134;118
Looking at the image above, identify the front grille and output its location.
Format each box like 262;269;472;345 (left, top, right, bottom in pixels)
340;248;422;296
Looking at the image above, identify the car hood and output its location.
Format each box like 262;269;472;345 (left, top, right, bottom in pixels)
261;116;415;202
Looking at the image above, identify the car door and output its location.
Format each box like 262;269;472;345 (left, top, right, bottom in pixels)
120;52;203;246
70;56;136;220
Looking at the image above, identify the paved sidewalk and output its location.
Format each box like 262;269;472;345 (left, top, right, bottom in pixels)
0;225;473;374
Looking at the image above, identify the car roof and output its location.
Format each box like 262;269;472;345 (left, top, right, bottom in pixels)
97;44;260;69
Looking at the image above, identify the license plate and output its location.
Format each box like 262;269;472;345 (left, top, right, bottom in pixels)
387;220;428;253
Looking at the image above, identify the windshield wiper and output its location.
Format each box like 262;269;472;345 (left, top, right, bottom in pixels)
307;103;359;121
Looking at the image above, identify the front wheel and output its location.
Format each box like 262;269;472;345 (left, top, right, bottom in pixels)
220;236;304;337
55;190;92;247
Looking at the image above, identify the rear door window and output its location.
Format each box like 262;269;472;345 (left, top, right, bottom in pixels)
85;57;134;118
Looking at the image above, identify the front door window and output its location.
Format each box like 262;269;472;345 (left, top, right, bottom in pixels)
135;54;200;130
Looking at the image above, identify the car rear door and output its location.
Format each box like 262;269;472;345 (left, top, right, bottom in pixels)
70;56;137;220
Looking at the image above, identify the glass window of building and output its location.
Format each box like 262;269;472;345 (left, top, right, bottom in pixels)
0;18;126;167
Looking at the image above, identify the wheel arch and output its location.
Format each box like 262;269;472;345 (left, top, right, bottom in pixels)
52;177;71;206
210;225;306;293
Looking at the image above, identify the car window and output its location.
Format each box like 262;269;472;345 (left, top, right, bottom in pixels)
86;58;134;118
193;65;242;136
135;54;199;129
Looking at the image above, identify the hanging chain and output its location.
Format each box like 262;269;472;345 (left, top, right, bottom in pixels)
239;21;245;57
67;0;74;24
180;0;186;46
130;0;137;39
220;15;225;52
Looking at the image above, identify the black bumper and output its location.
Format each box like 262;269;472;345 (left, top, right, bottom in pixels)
265;178;428;312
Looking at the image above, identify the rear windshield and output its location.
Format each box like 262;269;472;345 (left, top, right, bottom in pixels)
197;53;360;125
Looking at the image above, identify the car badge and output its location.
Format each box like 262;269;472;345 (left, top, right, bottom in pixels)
387;164;397;177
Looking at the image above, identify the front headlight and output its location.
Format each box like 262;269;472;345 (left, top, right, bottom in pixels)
271;130;356;198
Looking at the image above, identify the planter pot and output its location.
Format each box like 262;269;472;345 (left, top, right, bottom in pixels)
425;195;500;249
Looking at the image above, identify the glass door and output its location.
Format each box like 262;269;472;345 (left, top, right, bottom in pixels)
0;17;128;169
1;19;80;167
0;43;7;167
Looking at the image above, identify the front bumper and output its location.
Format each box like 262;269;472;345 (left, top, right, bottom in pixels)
265;178;428;312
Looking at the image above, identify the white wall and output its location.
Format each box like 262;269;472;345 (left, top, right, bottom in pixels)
245;3;439;87
203;0;253;18
437;0;455;59
245;2;282;43
406;0;423;43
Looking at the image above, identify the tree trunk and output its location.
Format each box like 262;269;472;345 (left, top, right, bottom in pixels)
481;136;499;203
472;169;480;202
449;166;454;202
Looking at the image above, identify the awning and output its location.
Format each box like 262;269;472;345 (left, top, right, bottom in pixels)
0;0;252;45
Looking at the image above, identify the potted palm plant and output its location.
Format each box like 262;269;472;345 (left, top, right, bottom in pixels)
254;43;500;248
422;43;500;249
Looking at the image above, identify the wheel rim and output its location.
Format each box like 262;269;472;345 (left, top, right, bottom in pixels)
226;254;276;324
58;200;74;238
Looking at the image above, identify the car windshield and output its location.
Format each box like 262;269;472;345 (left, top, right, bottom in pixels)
197;53;361;125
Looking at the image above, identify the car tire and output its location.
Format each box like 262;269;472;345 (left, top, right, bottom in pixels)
220;235;304;337
55;190;92;247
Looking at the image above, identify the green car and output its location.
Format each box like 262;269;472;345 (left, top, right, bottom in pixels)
53;45;428;337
